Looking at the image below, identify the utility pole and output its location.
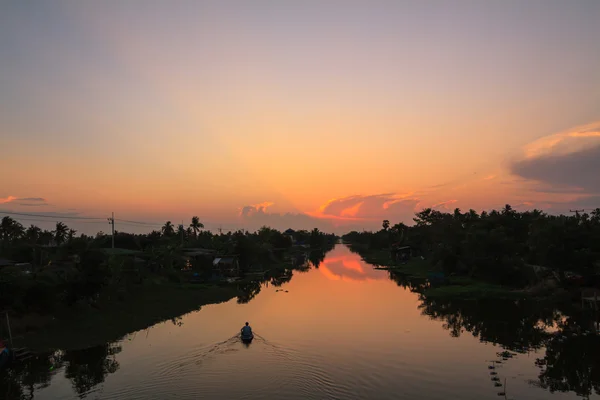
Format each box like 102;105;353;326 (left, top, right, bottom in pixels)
5;312;13;347
219;225;222;235
180;220;184;246
108;212;115;249
570;209;585;218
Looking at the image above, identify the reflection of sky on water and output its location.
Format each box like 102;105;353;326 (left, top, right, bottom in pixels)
318;246;388;282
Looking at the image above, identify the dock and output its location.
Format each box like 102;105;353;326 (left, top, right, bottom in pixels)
11;347;34;362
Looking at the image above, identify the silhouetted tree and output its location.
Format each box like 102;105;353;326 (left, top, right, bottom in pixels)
161;221;175;236
190;216;204;238
53;222;69;246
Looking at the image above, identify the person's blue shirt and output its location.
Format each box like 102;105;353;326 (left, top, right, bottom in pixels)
241;325;252;336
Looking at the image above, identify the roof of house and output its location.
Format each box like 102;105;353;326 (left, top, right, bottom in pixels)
213;257;237;266
0;258;15;267
182;248;216;256
101;248;143;256
284;228;295;235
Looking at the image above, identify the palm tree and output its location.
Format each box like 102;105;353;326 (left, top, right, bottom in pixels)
40;230;54;246
67;228;77;242
190;216;204;238
26;224;42;244
53;222;69;246
0;216;24;245
162;221;175;236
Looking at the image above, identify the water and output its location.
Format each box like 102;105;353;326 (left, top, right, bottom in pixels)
3;245;600;399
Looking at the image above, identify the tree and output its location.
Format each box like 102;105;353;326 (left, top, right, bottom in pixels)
190;216;204;238
0;216;24;246
382;220;390;231
25;225;42;244
53;222;69;246
177;224;186;239
67;229;77;243
161;221;175;236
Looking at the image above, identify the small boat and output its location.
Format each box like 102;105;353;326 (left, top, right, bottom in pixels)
241;334;254;343
0;346;11;369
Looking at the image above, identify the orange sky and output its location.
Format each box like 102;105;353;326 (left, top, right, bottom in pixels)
1;2;600;234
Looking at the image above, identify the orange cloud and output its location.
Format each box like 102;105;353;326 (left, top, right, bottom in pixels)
522;121;600;159
304;210;367;222
307;193;421;224
483;175;496;181
239;201;274;217
0;196;17;204
432;199;458;209
0;196;47;205
340;201;364;217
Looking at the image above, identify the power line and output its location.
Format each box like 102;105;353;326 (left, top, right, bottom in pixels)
115;221;162;228
115;218;162;225
0;211;104;220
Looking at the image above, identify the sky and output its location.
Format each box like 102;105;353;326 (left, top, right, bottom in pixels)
1;0;599;234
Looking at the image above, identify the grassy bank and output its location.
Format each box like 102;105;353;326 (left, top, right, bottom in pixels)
10;283;241;352
422;278;524;299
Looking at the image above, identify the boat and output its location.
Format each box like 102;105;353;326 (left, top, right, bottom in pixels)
0;346;11;369
241;333;254;343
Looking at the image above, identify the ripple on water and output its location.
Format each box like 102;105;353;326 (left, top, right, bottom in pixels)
101;335;356;400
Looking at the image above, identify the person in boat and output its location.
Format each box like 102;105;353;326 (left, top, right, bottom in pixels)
241;322;253;337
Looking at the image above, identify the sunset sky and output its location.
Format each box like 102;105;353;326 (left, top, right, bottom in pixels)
1;1;599;234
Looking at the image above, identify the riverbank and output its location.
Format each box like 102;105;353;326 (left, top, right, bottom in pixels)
351;246;538;300
10;282;242;352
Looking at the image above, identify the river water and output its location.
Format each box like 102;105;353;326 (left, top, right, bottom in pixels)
4;245;600;399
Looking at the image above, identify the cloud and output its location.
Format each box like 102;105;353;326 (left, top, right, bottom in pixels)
0;196;48;206
237;194;425;233
432;199;458;209
510;121;600;193
0;209;82;218
239;201;274;217
310;193;420;222
0;196;17;204
239;209;336;232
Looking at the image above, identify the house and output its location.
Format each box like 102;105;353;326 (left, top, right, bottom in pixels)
182;248;216;258
391;245;412;263
181;248;216;272
212;256;240;278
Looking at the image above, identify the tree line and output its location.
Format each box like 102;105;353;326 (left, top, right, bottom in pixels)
0;215;337;316
343;205;600;287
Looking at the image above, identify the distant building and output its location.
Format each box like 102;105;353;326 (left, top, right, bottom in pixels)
212;256;240;278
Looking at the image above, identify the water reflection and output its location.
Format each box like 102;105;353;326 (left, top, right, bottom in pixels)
237;280;263;304
535;316;600;398
1;352;59;399
3;245;600;399
418;296;556;352
0;344;120;399
63;344;121;396
318;247;389;282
